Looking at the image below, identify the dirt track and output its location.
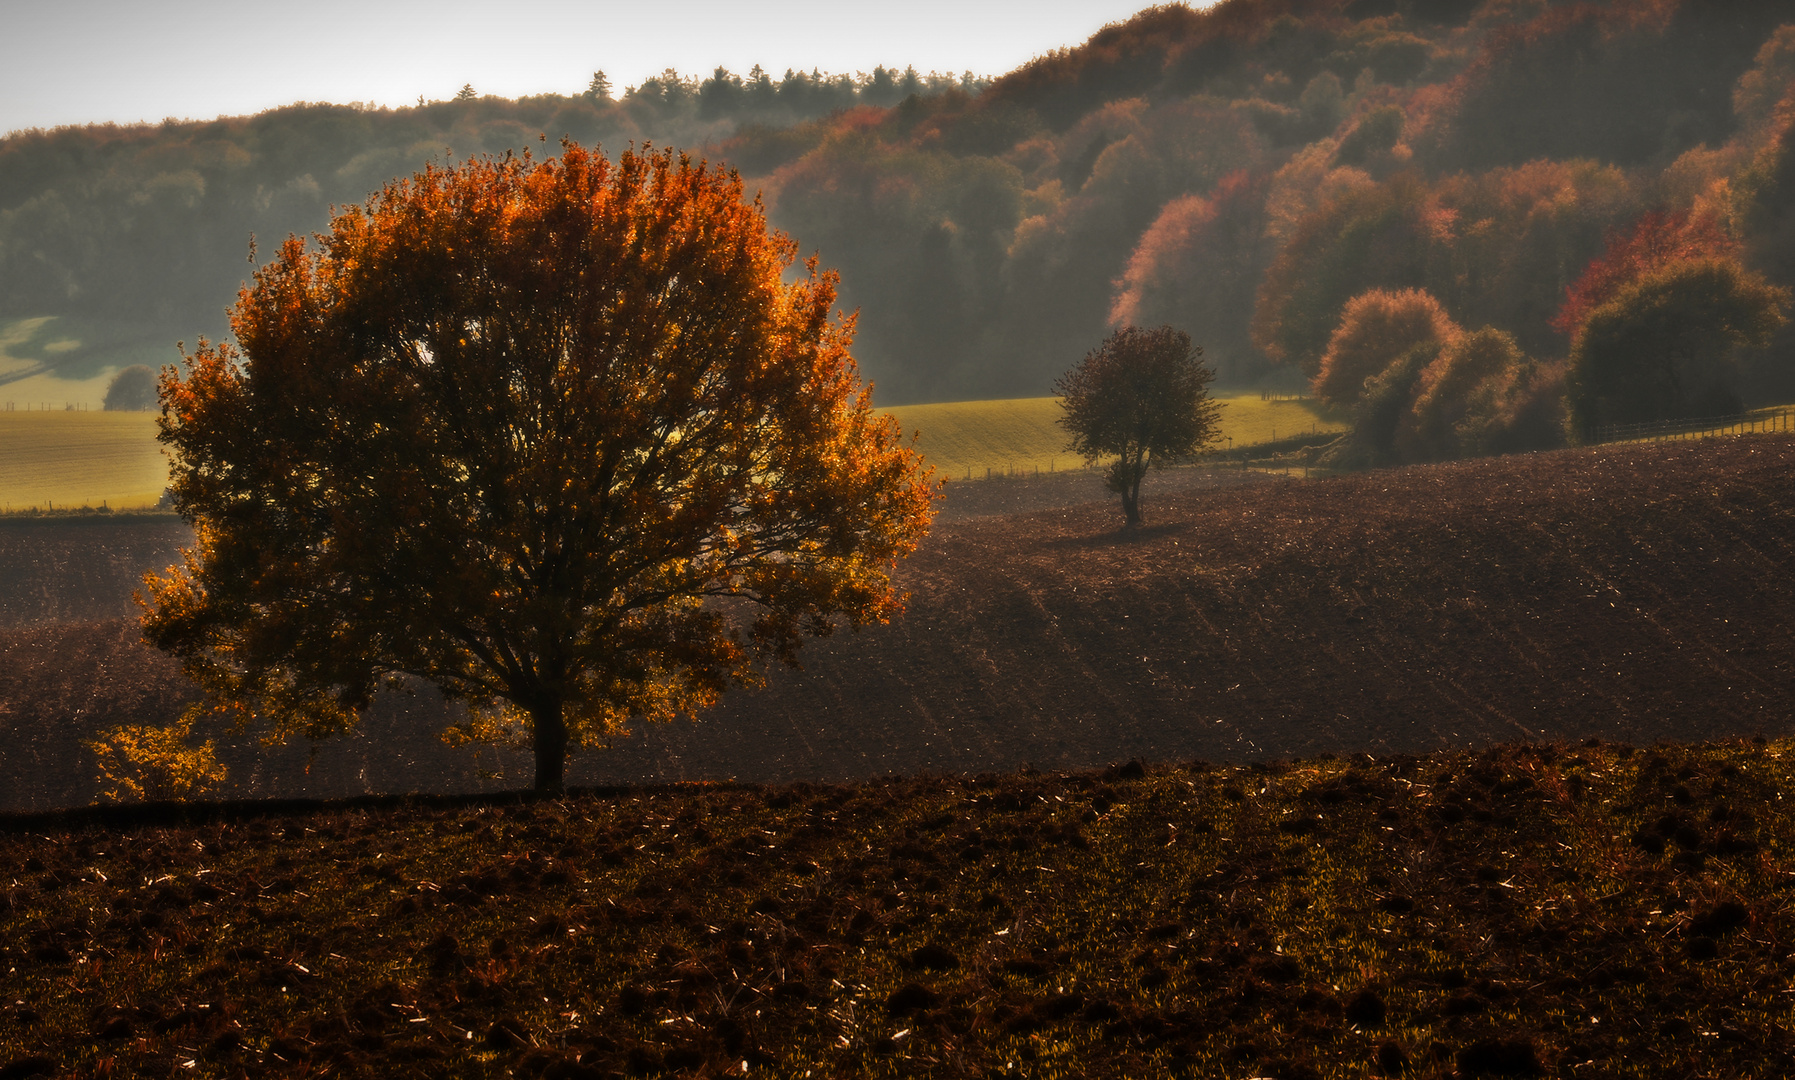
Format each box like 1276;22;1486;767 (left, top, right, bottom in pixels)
5;438;1795;811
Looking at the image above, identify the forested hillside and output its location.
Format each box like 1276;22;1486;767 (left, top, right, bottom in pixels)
0;65;984;392
7;0;1795;434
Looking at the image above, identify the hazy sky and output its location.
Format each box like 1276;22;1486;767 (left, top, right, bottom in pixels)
1;0;1202;136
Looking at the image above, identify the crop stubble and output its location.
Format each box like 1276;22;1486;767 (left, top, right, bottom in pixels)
0;741;1791;1078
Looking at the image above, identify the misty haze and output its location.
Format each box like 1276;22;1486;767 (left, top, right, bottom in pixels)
5;2;1795;1077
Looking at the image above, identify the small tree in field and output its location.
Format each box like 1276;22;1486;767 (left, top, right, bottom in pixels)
1055;325;1221;527
103;365;158;411
144;142;936;793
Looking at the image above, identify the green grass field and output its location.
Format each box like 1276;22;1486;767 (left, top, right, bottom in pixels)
887;394;1347;480
0;411;167;511
0;393;1346;512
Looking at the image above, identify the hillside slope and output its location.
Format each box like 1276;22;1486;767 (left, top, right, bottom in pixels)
3;436;1794;810
636;434;1795;779
13;1;1795;410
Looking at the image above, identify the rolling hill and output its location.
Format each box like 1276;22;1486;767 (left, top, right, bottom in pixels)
3;433;1792;813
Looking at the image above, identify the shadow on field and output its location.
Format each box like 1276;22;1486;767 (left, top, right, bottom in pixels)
1045;520;1197;547
6;441;1795;811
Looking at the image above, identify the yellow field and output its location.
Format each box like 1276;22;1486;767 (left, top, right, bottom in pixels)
886;394;1347;480
0;411;167;511
0;394;1348;510
1;314;184;411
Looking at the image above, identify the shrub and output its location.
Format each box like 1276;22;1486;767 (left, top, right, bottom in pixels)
1458;359;1568;458
1311;288;1460;407
86;713;227;803
102;365;158;411
1566;257;1788;441
1397;327;1528;462
1316;340;1441;471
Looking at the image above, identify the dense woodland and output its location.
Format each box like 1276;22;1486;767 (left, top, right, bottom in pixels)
8;0;1795;459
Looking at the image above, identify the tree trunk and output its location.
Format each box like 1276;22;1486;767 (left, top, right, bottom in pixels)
1121;479;1142;526
1121;449;1145;526
530;696;569;793
1107;451;1147;527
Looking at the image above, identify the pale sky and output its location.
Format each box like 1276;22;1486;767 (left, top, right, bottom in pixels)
0;0;1202;135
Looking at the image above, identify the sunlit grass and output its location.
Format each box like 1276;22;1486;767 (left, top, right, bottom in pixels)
886;395;1348;480
0;410;167;511
0;394;1348;512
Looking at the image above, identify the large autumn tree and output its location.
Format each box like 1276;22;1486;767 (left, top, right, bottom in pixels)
1055;325;1220;527
144;142;936;792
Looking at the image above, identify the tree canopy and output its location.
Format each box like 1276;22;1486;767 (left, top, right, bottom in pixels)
1566;257;1788;441
101;364;157;410
1055;325;1220;527
11;1;1795;419
1311;287;1460;408
142;142;936;792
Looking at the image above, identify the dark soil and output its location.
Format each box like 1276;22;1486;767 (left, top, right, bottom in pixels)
931;461;1273;522
1;740;1791;1078
4;437;1795;811
0;515;188;626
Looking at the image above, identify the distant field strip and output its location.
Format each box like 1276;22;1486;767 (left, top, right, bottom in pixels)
886;394;1348;480
0;412;166;511
0;394;1347;509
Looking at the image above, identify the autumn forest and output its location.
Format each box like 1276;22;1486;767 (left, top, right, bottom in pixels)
5;0;1795;456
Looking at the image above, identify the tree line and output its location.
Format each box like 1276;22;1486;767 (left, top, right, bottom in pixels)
0;65;984;358
12;0;1795;446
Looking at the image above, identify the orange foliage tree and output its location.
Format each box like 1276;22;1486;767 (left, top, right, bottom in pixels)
144;143;936;792
1551;208;1739;338
1109;171;1269;384
1397;326;1530;463
1311;288;1461;408
1055;325;1221;527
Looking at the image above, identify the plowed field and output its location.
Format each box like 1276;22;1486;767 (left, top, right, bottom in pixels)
0;515;188;625
4;741;1792;1079
4;437;1795;812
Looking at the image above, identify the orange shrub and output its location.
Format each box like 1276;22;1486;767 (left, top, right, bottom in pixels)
1311;288;1460;407
1397;327;1528;462
86;712;227;803
1459;359;1568;458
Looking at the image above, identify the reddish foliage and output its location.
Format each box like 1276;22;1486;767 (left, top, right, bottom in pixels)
1552;208;1739;337
1110;172;1269;380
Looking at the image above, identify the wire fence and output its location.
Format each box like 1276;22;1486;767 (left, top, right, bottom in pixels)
935;402;1795;484
946;429;1344;482
952;460;1094;481
1593;406;1795;445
